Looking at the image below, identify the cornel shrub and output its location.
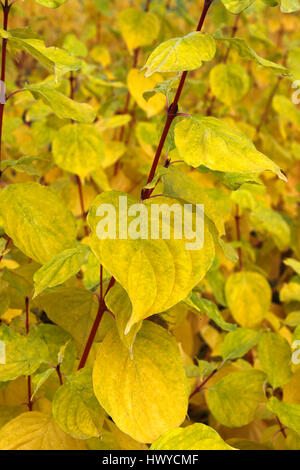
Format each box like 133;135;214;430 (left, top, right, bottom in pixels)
0;0;299;451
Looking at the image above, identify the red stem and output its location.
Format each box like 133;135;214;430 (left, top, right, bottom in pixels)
275;415;287;439
70;71;75;100
56;365;63;386
189;359;225;399
189;368;217;399
0;1;11;180
78;0;214;369
25;296;30;335
142;0;214;200
235;204;243;271
78;273;115;370
75;175;89;237
25;296;33;411
6;88;24;100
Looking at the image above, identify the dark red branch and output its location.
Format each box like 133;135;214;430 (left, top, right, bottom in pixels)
142;0;214;200
25;297;33;411
56;365;63;386
235;204;243;271
77;275;115;370
75;175;89;237
0;1;11;179
78;0;214;369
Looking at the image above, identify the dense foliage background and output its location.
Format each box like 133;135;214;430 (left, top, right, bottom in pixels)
0;0;299;451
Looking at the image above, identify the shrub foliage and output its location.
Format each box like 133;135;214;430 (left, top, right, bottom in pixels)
0;0;299;451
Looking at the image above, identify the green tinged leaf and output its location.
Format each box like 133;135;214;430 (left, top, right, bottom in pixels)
207;370;266;427
150;423;235;450
250;205;291;251
31;368;55;399
94;0;111;16
174;117;286;180
206;269;227;306
118;8;160;53
225;271;271;328
0;406;23;429
142;32;216;77
63;34;87;58
273;95;300;127
1;264;35;300
288;47;300;78
33;287;114;349
33;244;90;297
280;281;300;303
268;397;300;435
25;83;96;123
105;283;142;351
52;124;105;177
215;37;288;74
161;166;228;236
221;0;255;14
53;367;104;439
88;191;215;333
1;156;46;177
33;324;76;375
221;328;261;360
210;64;250;105
185;293;236;332
35;0;67;7
280;0;300;12
93;322;189;443
207;169;262;190
0;412;86;450
1;28;80;78
284;312;300;327
0;183;77;264
0;326;49;382
258;332;292;389
284;258;300;275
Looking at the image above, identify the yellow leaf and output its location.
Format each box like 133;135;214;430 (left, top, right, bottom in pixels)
33;287;114;350
93;322;188;443
207;370;266;427
210;63;250;105
174;116;286;181
88;191;215;332
118;8;160;53
0;412;87;450
225;271;271;328
52;368;105;439
91;44;111;67
0;183;77;264
258;332;292;389
143;32;216;77
52;123;105;177
151;423;235;450
127;69;165;118
105;282;142;351
283;369;300;404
